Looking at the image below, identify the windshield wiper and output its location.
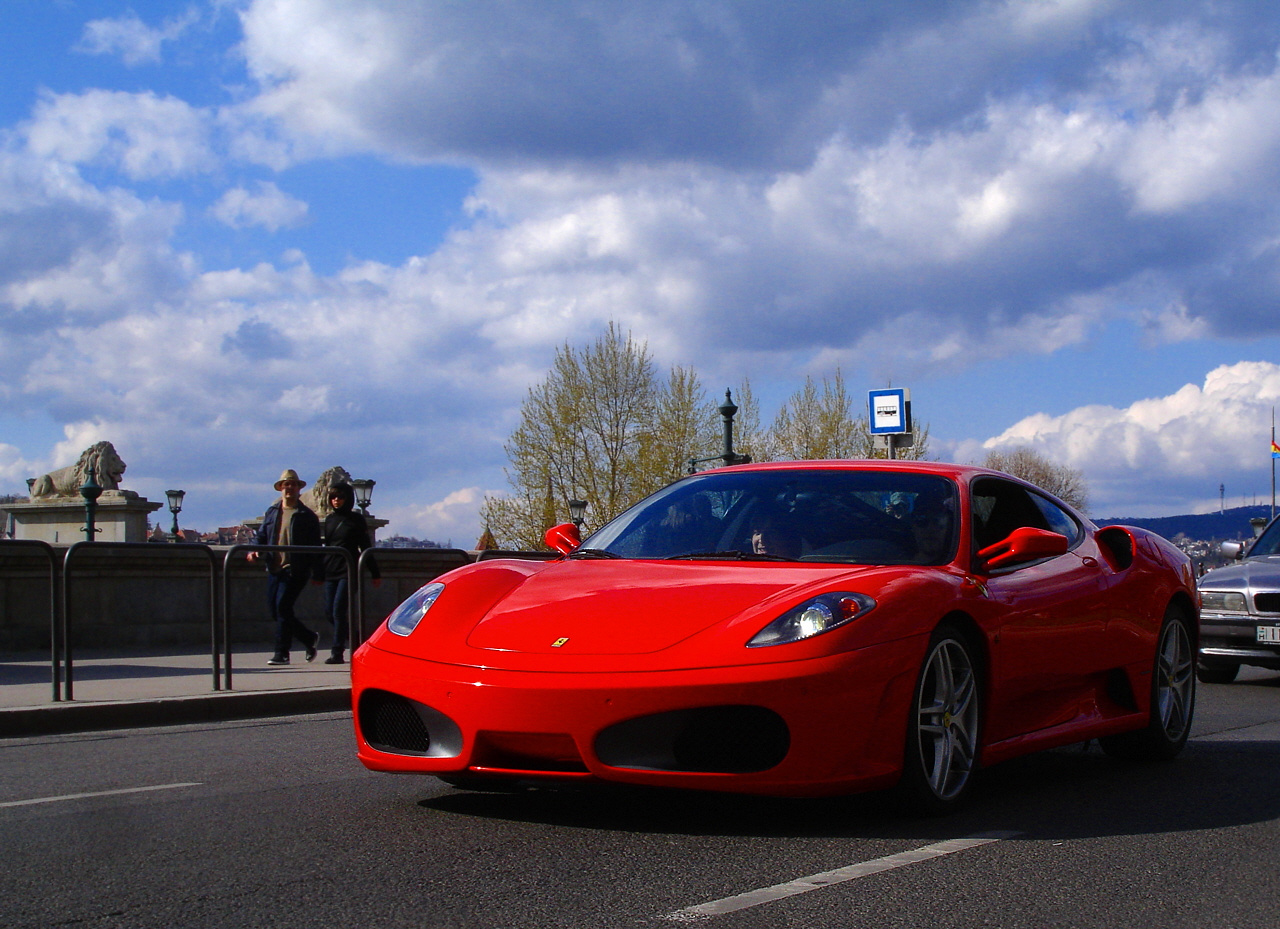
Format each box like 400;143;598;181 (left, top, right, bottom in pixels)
665;550;792;562
567;548;622;559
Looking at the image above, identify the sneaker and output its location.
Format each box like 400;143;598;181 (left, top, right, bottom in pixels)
304;634;319;663
267;655;289;666
324;652;345;665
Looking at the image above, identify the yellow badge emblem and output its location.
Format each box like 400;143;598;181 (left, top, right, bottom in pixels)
552;637;569;648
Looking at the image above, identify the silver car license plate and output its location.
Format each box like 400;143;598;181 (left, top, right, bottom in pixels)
1258;626;1280;643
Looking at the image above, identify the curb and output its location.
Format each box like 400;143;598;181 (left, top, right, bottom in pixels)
0;687;352;738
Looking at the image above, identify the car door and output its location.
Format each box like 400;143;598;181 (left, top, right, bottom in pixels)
972;477;1112;744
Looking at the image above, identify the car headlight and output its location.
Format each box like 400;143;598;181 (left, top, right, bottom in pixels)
386;582;445;636
1200;590;1247;613
747;592;876;647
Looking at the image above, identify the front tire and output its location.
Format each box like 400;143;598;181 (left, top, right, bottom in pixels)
1196;661;1239;685
900;624;982;815
1101;606;1195;761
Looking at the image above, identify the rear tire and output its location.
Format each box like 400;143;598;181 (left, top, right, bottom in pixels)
1100;606;1195;761
899;624;981;815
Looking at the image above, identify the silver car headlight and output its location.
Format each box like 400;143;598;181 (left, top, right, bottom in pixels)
386;582;445;636
747;592;876;647
1200;590;1247;613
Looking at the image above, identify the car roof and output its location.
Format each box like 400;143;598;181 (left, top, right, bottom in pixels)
698;459;988;482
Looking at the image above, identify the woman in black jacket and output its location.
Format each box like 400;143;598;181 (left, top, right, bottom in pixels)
322;482;380;663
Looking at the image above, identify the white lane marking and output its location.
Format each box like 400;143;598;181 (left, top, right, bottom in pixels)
0;783;202;809
662;831;1020;921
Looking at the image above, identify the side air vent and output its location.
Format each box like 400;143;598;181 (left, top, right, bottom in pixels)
1096;527;1134;571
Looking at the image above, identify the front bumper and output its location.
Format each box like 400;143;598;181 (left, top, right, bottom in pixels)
1198;611;1280;669
350;637;922;798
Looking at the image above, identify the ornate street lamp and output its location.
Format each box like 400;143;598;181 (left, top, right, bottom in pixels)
166;489;185;541
351;479;375;515
80;460;102;542
688;389;753;473
568;498;588;530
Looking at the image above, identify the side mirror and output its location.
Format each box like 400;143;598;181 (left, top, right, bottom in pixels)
978;526;1069;571
544;522;581;555
1220;540;1245;560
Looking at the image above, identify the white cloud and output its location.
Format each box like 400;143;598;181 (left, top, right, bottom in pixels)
8;0;1280;543
24;90;217;179
76;8;200;67
383;486;495;546
974;362;1280;515
210;181;309;231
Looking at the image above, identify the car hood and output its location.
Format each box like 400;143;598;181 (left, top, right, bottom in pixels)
365;556;931;672
463;560;847;655
1199;555;1280;591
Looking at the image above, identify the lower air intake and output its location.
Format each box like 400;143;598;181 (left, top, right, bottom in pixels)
595;705;790;774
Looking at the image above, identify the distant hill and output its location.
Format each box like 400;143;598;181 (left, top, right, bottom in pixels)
1095;504;1275;542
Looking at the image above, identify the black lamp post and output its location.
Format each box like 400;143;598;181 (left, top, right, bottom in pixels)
352;479;375;515
568;498;588;530
80;461;102;542
688;389;753;473
166;489;185;541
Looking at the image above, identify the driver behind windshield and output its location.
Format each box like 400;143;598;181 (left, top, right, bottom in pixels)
908;496;955;564
750;510;802;559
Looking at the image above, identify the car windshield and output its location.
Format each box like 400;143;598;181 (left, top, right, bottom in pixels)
1248;519;1280;557
583;469;960;565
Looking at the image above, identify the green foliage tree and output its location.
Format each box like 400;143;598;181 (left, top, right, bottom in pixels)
764;371;930;461
482;340;934;548
982;446;1089;511
481;325;714;548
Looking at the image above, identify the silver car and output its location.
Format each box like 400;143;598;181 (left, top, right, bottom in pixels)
1197;517;1280;683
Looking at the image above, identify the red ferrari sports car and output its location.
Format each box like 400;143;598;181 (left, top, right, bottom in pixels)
351;461;1198;811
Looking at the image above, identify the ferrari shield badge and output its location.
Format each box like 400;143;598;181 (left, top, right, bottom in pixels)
552;637;570;648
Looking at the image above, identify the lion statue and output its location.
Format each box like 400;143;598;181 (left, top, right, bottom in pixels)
30;441;127;498
304;466;353;517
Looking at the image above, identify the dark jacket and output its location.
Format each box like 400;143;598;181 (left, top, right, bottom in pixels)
323;508;380;580
255;501;323;580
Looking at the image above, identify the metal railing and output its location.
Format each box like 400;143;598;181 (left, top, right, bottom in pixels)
0;540;60;701
220;544;354;691
2;542;555;704
61;542;219;701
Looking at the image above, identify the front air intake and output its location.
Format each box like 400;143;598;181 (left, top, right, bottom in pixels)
358;689;463;758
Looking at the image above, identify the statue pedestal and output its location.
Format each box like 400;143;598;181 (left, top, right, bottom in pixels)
8;492;164;544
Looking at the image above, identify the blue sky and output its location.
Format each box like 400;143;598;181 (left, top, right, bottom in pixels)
4;1;1280;542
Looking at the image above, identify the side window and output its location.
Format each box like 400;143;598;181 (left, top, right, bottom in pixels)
970;478;1048;552
1029;492;1082;546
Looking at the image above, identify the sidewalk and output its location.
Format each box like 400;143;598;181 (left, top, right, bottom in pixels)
0;648;352;738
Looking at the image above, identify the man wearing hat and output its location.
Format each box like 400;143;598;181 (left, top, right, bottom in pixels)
248;468;323;666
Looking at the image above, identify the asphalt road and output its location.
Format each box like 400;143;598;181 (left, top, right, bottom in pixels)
2;673;1279;929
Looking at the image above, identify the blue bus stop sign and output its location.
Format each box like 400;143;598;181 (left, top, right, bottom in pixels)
868;388;911;435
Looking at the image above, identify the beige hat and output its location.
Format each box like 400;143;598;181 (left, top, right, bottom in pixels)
274;468;307;491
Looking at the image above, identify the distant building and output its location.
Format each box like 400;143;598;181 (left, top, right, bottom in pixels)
217;525;256;545
377;535;447;549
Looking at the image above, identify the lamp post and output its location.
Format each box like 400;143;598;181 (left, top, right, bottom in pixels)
688;389;753;473
352;479;375;515
80;461;102;542
165;489;185;541
568;498;588;530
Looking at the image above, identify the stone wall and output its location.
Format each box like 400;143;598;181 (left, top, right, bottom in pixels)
0;544;484;651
